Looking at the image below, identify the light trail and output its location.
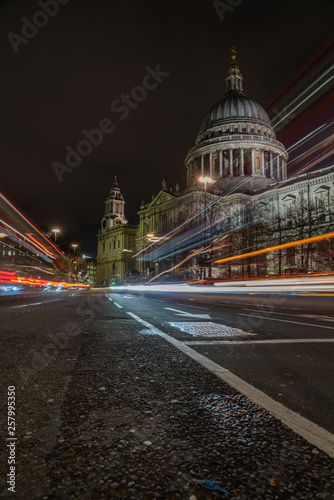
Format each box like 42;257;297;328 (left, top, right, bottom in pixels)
272;66;334;129
25;233;54;257
215;231;334;265
0;270;89;289
286;122;334;154
287;135;333;166
0;191;63;256
0;224;52;259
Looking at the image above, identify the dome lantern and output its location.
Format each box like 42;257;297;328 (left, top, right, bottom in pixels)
224;47;245;96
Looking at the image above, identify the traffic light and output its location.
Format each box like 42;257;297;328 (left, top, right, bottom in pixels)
111;280;116;285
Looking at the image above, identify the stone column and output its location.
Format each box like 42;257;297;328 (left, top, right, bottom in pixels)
251;149;255;176
270;151;273;178
240;148;244;176
261;150;265;176
219;150;223;177
209;151;213;176
229;149;233;177
276;155;279;179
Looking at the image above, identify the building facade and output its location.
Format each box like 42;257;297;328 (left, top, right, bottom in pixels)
96;178;137;284
97;50;334;283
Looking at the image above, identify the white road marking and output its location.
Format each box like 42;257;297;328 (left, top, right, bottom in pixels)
175;303;209;310
12;302;43;308
238;314;334;330
107;297;113;301
165;307;211;319
185;339;334;345
127;311;334;459
153;299;167;303
242;308;334;321
11;299;62;309
114;302;123;309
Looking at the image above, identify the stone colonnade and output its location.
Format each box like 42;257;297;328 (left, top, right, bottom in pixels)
188;146;287;183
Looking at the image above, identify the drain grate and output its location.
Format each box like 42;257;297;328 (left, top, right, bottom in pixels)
168;321;255;337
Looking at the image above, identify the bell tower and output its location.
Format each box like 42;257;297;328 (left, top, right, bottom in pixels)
100;177;128;233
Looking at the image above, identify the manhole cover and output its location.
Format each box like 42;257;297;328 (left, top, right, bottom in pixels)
168;322;255;337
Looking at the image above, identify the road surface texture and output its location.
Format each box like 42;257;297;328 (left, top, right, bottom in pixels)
0;290;333;499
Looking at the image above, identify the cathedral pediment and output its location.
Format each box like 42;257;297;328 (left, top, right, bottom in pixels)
147;190;175;209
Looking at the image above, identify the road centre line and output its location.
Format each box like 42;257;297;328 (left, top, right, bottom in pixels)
107;296;123;308
184;339;334;345
126;311;334;458
238;314;334;330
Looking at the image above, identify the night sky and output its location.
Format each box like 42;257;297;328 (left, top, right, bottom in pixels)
1;0;333;256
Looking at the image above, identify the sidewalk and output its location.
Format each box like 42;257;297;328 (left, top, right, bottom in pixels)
1;293;333;499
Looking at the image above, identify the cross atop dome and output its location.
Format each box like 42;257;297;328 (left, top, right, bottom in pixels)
231;46;237;64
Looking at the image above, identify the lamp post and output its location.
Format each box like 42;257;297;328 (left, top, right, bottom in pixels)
199;176;214;193
52;228;60;242
199;176;214;280
71;244;78;283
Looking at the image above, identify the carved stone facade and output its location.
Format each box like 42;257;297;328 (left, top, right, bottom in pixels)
97;52;334;282
97;178;137;284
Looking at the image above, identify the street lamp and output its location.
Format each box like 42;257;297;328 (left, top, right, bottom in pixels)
52;228;60;242
199;176;214;193
198;176;214;280
72;244;78;255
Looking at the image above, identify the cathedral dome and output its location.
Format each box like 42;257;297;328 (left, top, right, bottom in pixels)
199;94;271;134
185;48;288;192
197;47;273;140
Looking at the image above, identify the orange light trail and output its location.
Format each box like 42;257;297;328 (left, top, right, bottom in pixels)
0;273;89;288
0;191;63;256
214;231;334;265
25;233;54;257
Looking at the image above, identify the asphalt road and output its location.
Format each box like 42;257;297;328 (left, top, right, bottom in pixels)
106;290;334;434
1;289;333;433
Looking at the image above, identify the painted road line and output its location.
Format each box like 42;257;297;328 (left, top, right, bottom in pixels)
11;299;62;308
12;302;43;308
127;311;334;459
164;307;211;319
239;314;334;330
107;297;113;301
114;302;123;309
176;303;209;310
184;339;334;345
242;308;334;322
